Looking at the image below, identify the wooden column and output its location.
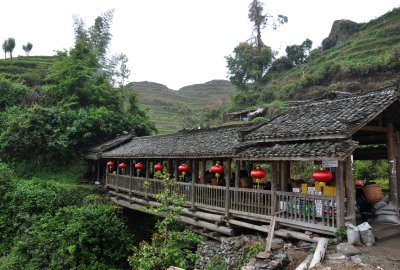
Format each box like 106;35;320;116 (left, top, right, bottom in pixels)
276;161;281;191
280;161;289;191
96;161;100;184
129;159;133;196
345;156;356;224
145;159;150;179
191;160;197;210
387;123;399;216
271;162;278;213
335;161;345;227
199;159;205;184
167;160;173;177
174;160;179;181
225;158;232;219
395;131;400;204
235;160;241;188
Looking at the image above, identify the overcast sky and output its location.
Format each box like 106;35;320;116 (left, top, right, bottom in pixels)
1;0;399;89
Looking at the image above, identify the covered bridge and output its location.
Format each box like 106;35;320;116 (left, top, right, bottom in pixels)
91;85;400;238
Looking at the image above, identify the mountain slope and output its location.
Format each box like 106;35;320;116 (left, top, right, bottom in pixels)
127;80;235;134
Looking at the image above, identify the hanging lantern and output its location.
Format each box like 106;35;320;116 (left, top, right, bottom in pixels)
312;168;333;182
210;164;224;181
178;164;190;179
250;166;267;184
118;162;127;174
135;162;143;177
154;163;164;172
107;161;114;172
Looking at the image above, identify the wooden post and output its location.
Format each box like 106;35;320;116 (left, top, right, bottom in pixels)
280;161;289;191
345;156;356;224
395;131;400;205
276;161;281;191
225;159;232;219
167;159;173;177
145;159;150;179
174;160;179;181
387;123;399;216
335;160;345;227
96;161;100;184
129;159;133;196
191;160;197;210
271;162;278;213
199;159;205;184
235;160;240;188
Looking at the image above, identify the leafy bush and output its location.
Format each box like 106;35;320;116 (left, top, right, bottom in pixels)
128;174;202;270
205;255;228;270
0;202;132;270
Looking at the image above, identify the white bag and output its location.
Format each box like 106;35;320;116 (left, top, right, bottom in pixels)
345;222;361;245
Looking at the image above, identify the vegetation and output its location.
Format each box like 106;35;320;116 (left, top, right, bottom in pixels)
2;38;16;59
0;10;155;173
0;163;133;270
128;172;202;270
230;7;400;107
226;0;287;89
22;42;33;56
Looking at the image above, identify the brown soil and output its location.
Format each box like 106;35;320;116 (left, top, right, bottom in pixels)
284;236;400;270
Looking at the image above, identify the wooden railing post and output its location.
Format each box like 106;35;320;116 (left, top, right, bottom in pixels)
335;160;345;227
129;160;133;196
225;158;232;219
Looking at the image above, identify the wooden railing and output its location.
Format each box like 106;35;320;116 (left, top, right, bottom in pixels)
106;174;338;232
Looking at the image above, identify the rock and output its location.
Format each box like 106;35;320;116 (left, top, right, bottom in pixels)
351;255;363;264
321;19;360;50
297;240;311;248
321;267;332;270
336;242;360;256
256;251;271;259
325;252;349;260
271;238;285;250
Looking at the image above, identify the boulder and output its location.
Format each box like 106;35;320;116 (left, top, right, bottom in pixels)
336;242;360;256
322;20;360;50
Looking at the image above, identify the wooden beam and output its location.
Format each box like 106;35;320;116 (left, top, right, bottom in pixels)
353;147;387;160
345;156;356;224
336;161;345;227
352;134;387;144
387;123;399;216
360;126;389;133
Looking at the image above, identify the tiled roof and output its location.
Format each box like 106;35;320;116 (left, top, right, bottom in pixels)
86;133;134;160
236;140;358;161
244;86;399;142
102;124;256;159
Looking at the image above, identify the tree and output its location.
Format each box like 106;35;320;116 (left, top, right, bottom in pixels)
22;42;33;56
2;40;7;59
4;38;15;59
226;0;287;89
285;38;313;66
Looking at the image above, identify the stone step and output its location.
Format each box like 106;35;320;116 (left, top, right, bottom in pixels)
372;224;400;241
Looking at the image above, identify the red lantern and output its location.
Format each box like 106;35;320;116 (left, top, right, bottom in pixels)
107;161;114;172
312;169;333;182
135;162;143;176
154;163;164;172
118;162;127;174
134;162;143;170
178;164;190;178
250;166;267;183
210;164;224;180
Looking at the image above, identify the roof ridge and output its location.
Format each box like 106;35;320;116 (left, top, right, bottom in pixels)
289;84;398;109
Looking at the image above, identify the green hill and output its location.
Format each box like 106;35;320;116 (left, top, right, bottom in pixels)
239;7;400;106
127;80;235;134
